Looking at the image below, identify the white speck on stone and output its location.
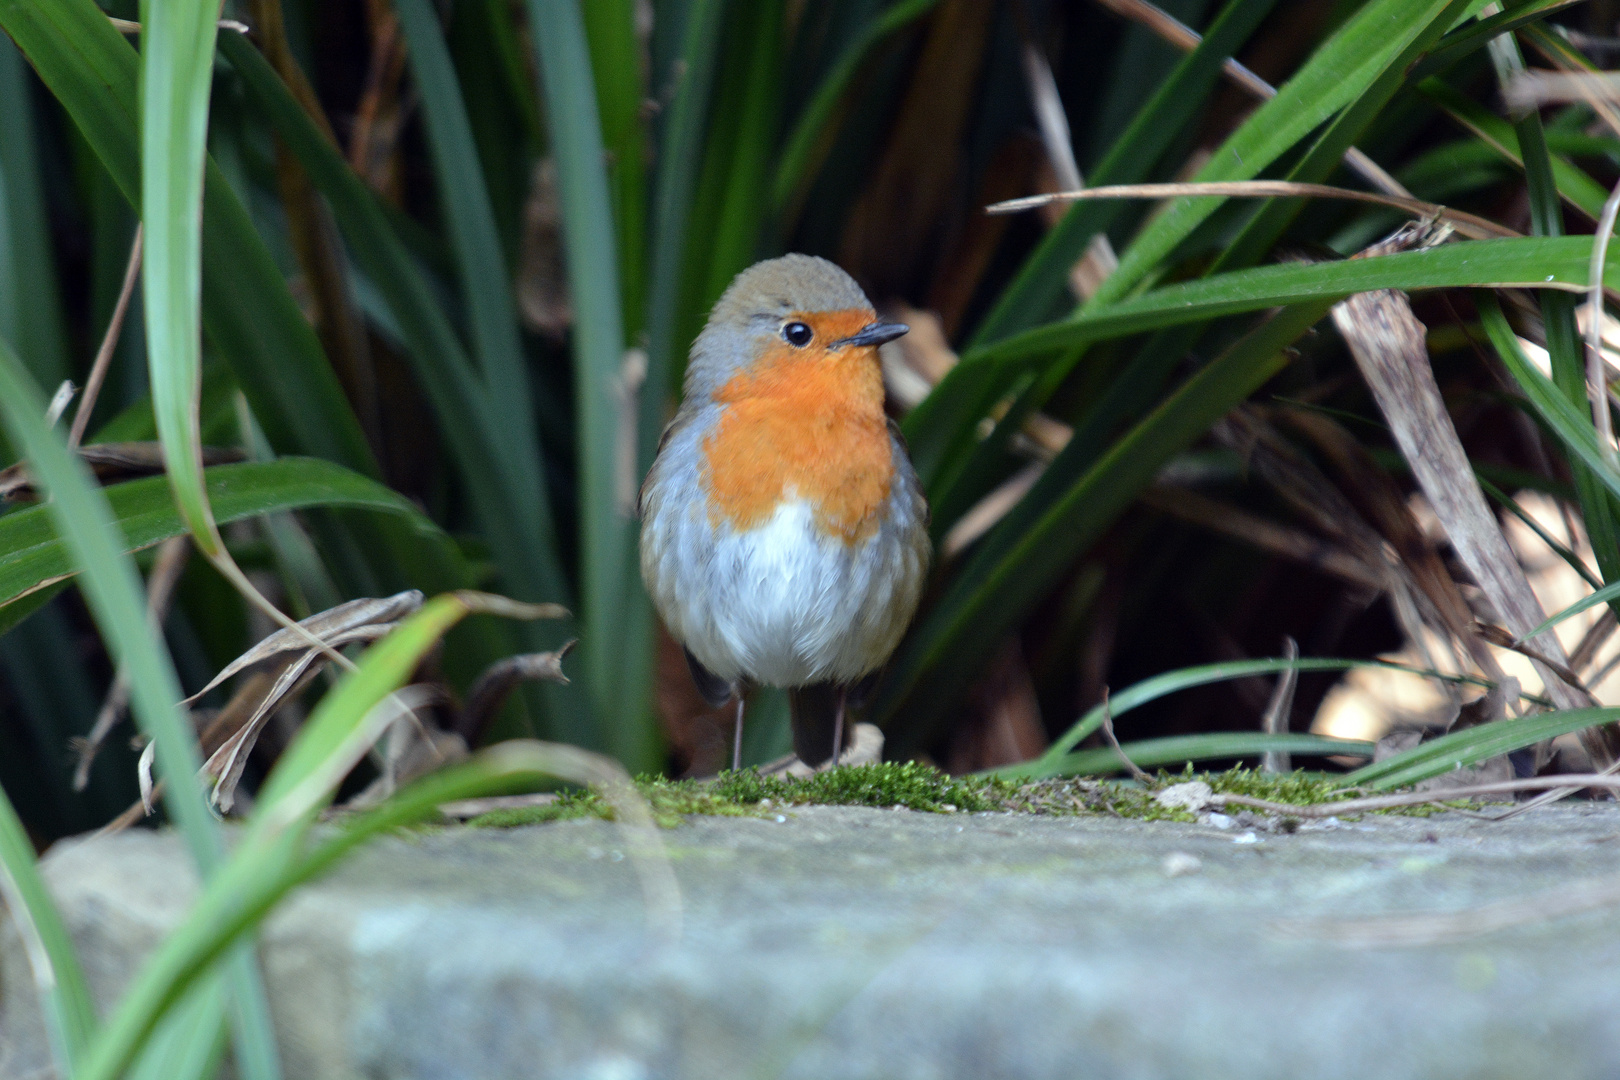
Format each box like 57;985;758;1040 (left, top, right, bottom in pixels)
1162;852;1202;877
1204;812;1233;830
1233;832;1261;845
1156;781;1214;813
775;815;787;823
942;804;957;813
581;1055;649;1080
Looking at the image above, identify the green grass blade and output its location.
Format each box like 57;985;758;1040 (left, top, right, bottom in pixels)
1509;26;1620;629
967;0;1279;349
1343;707;1620;789
1048;733;1374;779
0;0;376;473
771;0;940;213
880;302;1327;755
0;339;219;877
962;236;1613;369
0;459;437;618
643;0;725;436
1410;0;1584;80
1478;294;1620;506
1418;78;1610;219
1521;581;1620;646
395;0;543;480
217;34;576;675
581;0;648;336
0;32;67;391
0;777;94;1074
125;973;227;1080
0;331;289;1075
998;657;1512;781
525;0;658;766
139;0;223;554
1093;0;1469;309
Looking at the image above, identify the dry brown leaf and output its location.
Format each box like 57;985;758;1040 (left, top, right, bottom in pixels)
0;443;246;502
1330;234;1611;760
183;590;423;705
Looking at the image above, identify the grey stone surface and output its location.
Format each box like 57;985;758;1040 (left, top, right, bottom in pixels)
6;804;1620;1079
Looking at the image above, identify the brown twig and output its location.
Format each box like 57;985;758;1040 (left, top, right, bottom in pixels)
1098;689;1154;785
1260;638;1298;774
1216;773;1620;818
72;536;189;790
987;181;1515;240
69;226;142;450
1475;622;1593;699
1089;0;1410;198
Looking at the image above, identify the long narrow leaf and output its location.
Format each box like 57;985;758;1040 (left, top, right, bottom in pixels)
771;0;941;213
395;0;543;481
997;656;1514;781
0;459;436;618
1047;732;1373;779
882;303;1325;754
524;0;657;765
139;0;222;555
1344;707;1620;790
0;779;94;1074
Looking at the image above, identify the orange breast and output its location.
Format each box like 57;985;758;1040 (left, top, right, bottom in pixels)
701;311;893;544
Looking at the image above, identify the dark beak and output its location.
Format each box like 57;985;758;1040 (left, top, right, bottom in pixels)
832;321;909;350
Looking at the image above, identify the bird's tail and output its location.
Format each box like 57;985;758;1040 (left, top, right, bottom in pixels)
788;683;845;768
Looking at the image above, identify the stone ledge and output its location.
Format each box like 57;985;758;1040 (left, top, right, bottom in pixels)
5;804;1620;1079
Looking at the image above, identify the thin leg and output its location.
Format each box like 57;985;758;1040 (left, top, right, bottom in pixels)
731;694;746;772
828;687;846;771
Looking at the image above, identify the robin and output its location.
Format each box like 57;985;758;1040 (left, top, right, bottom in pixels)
640;254;931;771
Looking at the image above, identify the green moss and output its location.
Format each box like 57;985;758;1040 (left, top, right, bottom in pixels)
462;761;1466;829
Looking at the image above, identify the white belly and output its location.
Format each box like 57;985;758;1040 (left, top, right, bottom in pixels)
642;498;926;687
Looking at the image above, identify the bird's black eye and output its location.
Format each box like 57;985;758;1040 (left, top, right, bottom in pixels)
782;321;813;348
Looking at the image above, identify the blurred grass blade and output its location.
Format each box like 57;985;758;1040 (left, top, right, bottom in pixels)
998;656;1512;781
771;0;941;214
0;32;67;392
0;459;437;618
139;0;223;555
644;0;725;418
0;777;94;1074
581;0;648;335
1344;707;1620;790
0;0;376;473
217;30;579;740
394;0;544;488
1048;732;1373;779
82;744;642;1080
1418;78;1609;219
0;333;286;1075
125;973;227;1080
524;0;658;766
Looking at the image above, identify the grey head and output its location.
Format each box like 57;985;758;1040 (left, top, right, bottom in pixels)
682;254;877;402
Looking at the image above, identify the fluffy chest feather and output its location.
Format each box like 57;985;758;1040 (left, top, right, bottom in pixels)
700;324;893;544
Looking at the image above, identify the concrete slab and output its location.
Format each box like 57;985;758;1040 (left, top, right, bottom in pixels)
5;804;1620;1079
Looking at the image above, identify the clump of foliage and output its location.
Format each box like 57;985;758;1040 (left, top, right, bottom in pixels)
469;762;1016;828
468;762;1408;829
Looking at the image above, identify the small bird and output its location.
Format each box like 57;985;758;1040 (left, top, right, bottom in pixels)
640;254;930;770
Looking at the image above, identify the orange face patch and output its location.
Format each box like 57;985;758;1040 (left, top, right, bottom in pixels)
701;309;894;544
